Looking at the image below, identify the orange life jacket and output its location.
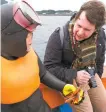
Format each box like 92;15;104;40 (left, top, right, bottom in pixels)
1;48;40;104
40;84;65;108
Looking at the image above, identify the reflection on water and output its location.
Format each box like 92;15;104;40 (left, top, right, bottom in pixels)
32;16;70;61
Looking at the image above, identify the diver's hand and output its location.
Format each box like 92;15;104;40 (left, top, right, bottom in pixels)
62;84;84;105
76;70;91;85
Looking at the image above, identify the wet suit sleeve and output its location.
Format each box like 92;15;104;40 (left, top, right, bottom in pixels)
38;56;65;91
44;29;77;84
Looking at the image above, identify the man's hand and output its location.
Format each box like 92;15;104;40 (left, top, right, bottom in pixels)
76;70;91;85
62;84;84;105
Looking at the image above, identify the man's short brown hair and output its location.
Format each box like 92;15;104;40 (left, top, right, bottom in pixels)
75;0;106;29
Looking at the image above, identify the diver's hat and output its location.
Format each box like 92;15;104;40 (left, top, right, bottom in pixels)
1;0;41;58
13;0;41;32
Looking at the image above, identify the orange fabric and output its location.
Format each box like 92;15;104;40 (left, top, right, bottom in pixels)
1;48;40;104
102;66;106;88
40;83;65;108
102;66;106;78
102;78;106;89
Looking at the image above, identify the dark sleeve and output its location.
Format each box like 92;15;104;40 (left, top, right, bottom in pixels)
44;28;77;84
38;56;66;91
96;29;106;77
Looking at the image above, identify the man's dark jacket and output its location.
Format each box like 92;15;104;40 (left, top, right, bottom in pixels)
44;21;106;84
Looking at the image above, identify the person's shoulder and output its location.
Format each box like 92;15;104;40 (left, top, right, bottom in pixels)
98;27;105;37
102;25;106;36
97;27;106;45
54;27;60;32
50;27;60;38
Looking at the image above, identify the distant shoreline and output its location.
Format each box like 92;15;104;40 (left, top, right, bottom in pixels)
37;10;75;16
39;14;71;16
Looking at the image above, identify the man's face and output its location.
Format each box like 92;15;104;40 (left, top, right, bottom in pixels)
73;11;96;41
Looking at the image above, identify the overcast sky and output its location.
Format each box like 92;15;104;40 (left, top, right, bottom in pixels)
13;0;106;11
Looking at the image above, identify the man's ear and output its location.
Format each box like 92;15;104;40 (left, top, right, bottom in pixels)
28;32;33;37
94;28;99;34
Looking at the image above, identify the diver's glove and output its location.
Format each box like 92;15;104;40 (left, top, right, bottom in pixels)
62;84;84;105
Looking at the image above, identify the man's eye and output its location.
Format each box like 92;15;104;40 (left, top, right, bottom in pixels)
78;24;81;28
85;29;90;31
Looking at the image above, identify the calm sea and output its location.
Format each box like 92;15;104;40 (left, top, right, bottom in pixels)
32;16;70;61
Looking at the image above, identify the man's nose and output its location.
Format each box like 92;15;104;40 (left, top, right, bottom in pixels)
78;28;84;36
29;40;32;45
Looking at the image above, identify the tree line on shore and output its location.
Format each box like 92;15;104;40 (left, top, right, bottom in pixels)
37;10;77;16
